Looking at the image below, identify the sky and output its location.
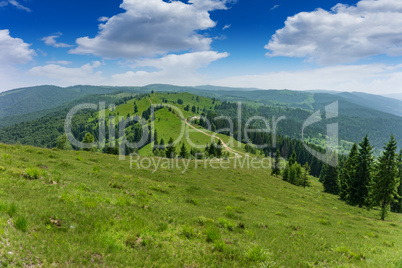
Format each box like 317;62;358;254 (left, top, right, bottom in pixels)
1;0;402;94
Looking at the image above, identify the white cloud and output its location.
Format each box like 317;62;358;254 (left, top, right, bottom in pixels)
0;29;36;66
0;0;31;11
98;16;109;22
222;24;231;30
270;5;279;11
210;64;402;94
45;60;72;65
112;51;229;86
266;0;402;64
42;33;73;48
28;61;105;86
70;0;230;59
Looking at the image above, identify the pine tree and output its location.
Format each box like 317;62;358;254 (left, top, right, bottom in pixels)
301;163;311;188
179;143;188;158
216;140;223;158
165;137;176;159
340;143;358;201
371;135;400;220
391;150;402;213
350;136;373;207
159;138;165;151
209;142;217;158
271;149;281;176
321;163;339;195
288;150;297;166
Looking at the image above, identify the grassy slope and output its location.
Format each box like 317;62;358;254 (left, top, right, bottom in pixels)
0;144;401;267
90;92;250;157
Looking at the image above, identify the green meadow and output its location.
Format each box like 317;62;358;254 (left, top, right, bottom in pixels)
0;143;400;267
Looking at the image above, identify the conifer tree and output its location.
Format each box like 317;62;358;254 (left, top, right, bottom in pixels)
371;135;400;220
301;162;311;188
271;149;281;176
340;143;358;201
179;143;188;158
216;140;223;158
288;150;297;166
391;150;402;213
159;138;165;151
165;137;176;159
350;136;373;207
321;163;339;195
209;142;217;158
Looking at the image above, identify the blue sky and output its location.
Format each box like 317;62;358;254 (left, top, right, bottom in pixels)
1;0;402;94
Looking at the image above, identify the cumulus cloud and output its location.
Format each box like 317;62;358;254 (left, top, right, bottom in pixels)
210;64;402;94
42;33;73;48
0;29;36;66
70;0;230;59
112;51;229;86
29;61;105;85
266;0;402;64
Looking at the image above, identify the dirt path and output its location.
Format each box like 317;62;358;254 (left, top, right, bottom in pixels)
148;98;249;158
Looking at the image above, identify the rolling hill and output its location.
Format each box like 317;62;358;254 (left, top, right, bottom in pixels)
0;143;400;266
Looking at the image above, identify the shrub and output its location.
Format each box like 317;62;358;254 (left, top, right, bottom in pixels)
213;239;226;252
186;197;199;206
181;225;195;239
217;218;236;231
14;216;28;232
206;226;221;243
247;245;270;262
23;168;42;180
0;166;5;172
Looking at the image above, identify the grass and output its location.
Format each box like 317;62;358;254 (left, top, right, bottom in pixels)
0;142;400;266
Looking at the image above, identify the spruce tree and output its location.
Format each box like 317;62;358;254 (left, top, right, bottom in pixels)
209;142;217;158
216;140;223;158
179;143;188;158
339;143;358;201
288;150;297;166
371;135;400;220
301;163;311;188
391;150;402;213
271;149;281;176
321;163;339;195
349;136;373;207
165;137;176;159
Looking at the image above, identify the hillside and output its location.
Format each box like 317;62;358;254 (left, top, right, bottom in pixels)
0;143;401;266
0;85;142;122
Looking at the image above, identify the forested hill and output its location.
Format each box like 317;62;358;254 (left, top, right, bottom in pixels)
1;84;402;150
0;85;141;120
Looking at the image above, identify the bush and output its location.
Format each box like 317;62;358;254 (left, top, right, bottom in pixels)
247;245;269;262
206;226;221;243
217;218;236;231
181;225;195;239
23;168;42;180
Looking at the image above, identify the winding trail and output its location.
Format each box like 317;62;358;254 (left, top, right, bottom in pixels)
148;97;250;158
